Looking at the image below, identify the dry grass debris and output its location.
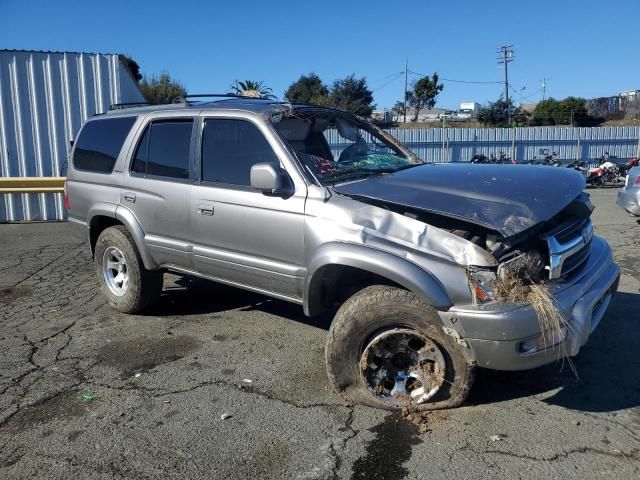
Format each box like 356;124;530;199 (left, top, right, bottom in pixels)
467;259;576;374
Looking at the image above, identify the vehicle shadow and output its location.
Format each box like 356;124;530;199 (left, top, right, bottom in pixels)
468;291;640;413
145;275;333;330
149;275;640;414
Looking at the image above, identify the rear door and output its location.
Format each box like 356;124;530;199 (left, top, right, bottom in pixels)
190;113;307;301
120;113;196;268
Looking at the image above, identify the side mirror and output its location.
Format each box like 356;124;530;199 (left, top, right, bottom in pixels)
250;162;285;193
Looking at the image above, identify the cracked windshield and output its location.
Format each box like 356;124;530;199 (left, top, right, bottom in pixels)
275;114;422;184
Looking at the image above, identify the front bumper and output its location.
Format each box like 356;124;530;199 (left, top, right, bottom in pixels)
445;235;619;371
617;188;640;215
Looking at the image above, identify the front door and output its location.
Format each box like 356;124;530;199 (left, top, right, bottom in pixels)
191;116;306;300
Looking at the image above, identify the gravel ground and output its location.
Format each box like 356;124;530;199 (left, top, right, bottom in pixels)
0;188;638;479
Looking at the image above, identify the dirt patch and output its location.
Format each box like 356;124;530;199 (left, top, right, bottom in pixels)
0;285;33;305
401;407;449;434
4;391;89;432
96;335;202;379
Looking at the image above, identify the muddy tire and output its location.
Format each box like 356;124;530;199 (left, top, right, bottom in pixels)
325;285;475;410
94;226;162;314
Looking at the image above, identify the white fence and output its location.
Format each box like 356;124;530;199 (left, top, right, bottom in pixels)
326;126;640;164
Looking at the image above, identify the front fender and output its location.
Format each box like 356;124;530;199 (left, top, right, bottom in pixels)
304;242;451;316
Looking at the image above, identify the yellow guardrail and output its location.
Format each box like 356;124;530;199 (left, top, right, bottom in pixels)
0;177;65;194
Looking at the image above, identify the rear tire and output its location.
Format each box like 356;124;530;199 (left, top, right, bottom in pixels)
325;285;475;410
94;226;162;313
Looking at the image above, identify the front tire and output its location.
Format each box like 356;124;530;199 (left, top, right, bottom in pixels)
325;285;475;410
94;226;162;313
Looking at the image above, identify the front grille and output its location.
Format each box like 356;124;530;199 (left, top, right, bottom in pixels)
543;218;592;279
561;239;591;274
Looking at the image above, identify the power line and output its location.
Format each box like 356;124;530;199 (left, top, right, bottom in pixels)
408;70;501;84
371;71;404;92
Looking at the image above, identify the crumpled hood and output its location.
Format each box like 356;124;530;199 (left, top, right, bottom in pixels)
333;163;585;238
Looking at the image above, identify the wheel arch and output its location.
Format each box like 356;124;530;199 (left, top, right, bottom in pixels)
88;205;158;270
304;242;451;317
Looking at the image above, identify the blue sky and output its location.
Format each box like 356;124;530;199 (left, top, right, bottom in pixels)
2;0;639;110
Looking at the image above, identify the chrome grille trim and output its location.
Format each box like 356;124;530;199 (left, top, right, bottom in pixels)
544;219;593;279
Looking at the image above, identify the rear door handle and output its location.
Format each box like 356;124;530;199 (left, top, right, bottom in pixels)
123;192;136;203
197;204;214;216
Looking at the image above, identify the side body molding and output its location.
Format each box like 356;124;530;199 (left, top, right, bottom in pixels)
114;205;158;270
304;242;451;316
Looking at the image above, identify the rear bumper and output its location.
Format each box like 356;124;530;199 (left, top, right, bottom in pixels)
447;235;619;370
68;216;89;243
617;188;640;215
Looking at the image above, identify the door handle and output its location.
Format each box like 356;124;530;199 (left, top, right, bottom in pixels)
123;192;136;203
197;204;214;216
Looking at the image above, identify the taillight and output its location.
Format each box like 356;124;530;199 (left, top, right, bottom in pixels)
64;180;70;210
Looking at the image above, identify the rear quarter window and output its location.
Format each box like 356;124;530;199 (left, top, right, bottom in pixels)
73;117;137;173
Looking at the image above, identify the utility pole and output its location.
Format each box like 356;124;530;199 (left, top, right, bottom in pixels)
403;59;408;123
497;45;514;102
497;45;514;123
541;78;547;102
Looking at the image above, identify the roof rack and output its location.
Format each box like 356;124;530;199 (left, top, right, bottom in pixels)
174;93;276;105
109;101;152;110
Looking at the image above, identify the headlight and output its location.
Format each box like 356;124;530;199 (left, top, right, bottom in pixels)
468;269;497;302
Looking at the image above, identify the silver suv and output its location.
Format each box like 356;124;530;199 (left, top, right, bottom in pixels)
66;96;620;410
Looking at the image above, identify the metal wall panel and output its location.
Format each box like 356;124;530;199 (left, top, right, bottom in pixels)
326;126;640;166
0;50;144;222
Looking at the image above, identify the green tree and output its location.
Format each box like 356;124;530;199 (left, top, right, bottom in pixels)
477;97;518;127
139;72;187;104
327;75;375;116
231;80;275;99
531;97;598;126
408;73;444;121
119;54;142;83
284;73;329;104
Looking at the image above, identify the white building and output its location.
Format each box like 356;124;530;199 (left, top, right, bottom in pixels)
0;50;144;222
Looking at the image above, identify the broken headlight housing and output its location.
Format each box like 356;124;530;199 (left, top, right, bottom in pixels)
467;269;497;302
497;250;545;283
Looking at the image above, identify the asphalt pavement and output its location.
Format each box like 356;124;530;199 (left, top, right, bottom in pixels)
0;188;639;479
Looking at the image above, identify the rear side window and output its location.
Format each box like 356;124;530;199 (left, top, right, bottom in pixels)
131;120;193;179
202;119;279;186
73;117;136;173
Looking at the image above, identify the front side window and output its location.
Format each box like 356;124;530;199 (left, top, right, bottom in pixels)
131;119;193;179
73;116;136;173
202;119;279;187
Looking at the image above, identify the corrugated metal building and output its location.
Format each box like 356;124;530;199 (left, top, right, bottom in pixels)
0;50;144;222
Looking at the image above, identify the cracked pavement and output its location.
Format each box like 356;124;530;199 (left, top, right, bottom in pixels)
1;188;639;479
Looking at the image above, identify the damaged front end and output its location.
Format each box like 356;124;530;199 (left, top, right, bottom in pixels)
465;193;594;307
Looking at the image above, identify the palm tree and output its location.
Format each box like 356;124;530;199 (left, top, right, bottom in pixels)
231;80;276;99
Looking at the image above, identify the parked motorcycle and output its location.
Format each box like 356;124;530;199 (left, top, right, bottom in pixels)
566;160;586;172
618;157;640;177
586;166;604;187
597;153;625;185
543;151;561;167
470;154;490;164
